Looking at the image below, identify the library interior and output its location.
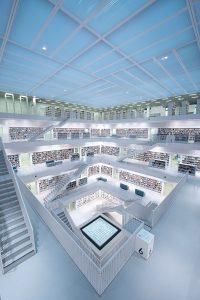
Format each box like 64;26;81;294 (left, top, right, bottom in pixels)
0;1;200;300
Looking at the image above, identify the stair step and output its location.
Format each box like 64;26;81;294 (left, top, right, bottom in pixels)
2;238;31;259
3;249;35;273
0;191;16;200
63;219;71;224
0;218;25;234
0;196;18;206
0;205;21;218
0;182;14;190
2;233;30;252
0;186;15;195
0;216;24;231
0;210;23;224
0;172;9;175
0;223;26;239
59;213;65;217
0;179;13;186
0;164;7;168
0;165;7;169
58;212;65;217
3;243;34;267
0;200;19;211
1;228;28;245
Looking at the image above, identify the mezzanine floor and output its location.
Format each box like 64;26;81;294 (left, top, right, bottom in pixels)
0;177;200;300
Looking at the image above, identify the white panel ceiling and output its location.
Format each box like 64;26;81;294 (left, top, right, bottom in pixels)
0;0;199;107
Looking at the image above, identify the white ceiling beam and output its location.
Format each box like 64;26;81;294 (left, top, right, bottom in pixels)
152;57;189;93
51;39;196;99
80;7;187;71
186;0;200;50
111;73;151;98
87;25;192;76
123;70;165;98
30;0;155;92
0;0;19;63
47;0;186;96
50;0;111;56
30;0;64;49
173;49;198;91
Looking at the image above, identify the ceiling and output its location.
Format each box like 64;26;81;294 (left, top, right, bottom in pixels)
0;0;200;108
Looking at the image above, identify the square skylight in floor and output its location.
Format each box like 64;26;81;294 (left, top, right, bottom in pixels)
80;216;121;250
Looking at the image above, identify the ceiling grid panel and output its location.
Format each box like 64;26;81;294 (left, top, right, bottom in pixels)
152;57;188;93
0;0;19;62
0;0;199;106
173;48;199;90
30;0;64;48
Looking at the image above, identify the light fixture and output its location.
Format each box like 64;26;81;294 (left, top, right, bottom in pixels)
42;46;47;51
161;56;168;60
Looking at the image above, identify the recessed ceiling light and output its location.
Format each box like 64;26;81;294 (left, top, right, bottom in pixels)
64;89;67;92
125;91;129;94
42;46;47;51
161;56;168;60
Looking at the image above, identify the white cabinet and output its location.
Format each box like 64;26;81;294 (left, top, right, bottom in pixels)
135;229;154;259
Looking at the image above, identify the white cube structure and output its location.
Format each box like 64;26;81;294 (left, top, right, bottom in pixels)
135;229;154;259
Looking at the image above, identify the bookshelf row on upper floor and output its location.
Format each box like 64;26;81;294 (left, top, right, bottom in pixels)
158;128;200;142
129;151;170;165
38;172;87;193
4;148;172;167
32;148;75;164
116;128;148;138
31;146;120;164
75;191;100;209
35;163;164;200
7;126;200;143
181;155;200;171
8;126;150;140
119;170;163;193
9;127;44;140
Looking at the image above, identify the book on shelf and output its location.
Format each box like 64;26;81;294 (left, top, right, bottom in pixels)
81;146;100;156
101;165;113;177
88;165;100;176
9;127;44;140
178;163;196;175
101;146;120;156
7;154;20;167
119;170;162;193
32;148;74;164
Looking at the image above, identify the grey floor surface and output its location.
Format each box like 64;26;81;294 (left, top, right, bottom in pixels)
0;177;200;300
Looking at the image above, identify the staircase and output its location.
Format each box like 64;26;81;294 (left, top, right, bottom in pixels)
0;140;36;274
117;144;154;162
29;116;70;141
0;150;9;176
55;209;73;231
96;203;124;214
44;162;88;203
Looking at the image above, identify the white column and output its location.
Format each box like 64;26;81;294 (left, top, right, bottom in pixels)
180;101;189;115
196;99;200;115
167;102;175;116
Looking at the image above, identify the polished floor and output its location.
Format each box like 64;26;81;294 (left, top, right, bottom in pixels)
1;177;200;300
